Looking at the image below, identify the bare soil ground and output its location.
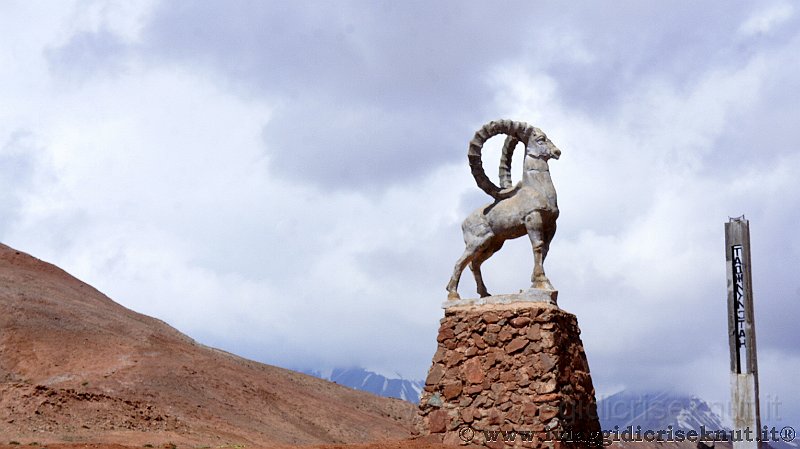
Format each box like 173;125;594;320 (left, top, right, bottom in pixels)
0;244;416;447
0;442;461;449
0;439;705;449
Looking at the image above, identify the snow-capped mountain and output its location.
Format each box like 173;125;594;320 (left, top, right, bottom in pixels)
597;390;797;449
304;367;424;403
597;390;727;432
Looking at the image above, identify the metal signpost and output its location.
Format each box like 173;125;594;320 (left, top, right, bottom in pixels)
725;216;761;449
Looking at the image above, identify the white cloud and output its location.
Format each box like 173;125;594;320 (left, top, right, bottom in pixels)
63;0;156;42
739;2;794;37
3;44;477;374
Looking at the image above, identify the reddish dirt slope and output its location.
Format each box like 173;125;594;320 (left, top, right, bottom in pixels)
0;243;416;447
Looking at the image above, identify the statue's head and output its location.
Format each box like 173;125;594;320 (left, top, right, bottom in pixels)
526;127;561;161
469;119;562;199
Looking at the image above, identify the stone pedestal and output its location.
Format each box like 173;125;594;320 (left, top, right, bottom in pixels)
415;295;600;448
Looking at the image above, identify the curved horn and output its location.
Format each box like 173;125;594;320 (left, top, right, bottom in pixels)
498;135;518;189
468;120;532;199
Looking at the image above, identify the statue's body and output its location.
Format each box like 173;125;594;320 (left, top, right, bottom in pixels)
446;120;561;300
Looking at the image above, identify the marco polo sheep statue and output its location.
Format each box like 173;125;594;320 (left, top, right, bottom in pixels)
446;119;561;300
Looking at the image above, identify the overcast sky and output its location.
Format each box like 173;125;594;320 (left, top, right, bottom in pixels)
2;0;798;429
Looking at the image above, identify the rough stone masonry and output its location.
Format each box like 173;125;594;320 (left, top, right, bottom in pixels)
415;300;600;448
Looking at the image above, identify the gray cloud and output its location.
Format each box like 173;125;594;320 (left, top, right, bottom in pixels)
4;0;799;427
45;28;129;83
542;3;745;111
132;1;547;189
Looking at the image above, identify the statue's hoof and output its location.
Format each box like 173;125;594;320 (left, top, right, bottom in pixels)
447;292;461;300
532;280;555;291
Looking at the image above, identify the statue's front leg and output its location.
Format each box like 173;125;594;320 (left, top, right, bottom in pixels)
525;212;554;290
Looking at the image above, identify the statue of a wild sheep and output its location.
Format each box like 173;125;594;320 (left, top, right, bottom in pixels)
447;119;561;300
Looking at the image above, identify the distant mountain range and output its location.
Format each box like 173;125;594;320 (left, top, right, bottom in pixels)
597;390;728;432
304;367;424;403
597;390;797;449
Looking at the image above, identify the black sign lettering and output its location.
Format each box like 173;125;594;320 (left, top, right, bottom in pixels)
731;245;747;355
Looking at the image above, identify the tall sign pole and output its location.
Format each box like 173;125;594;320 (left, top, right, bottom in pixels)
725;216;761;449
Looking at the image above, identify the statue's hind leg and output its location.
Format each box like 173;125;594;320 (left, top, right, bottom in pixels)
449;218;495;299
525;211;554;290
447;246;477;300
470;240;503;298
